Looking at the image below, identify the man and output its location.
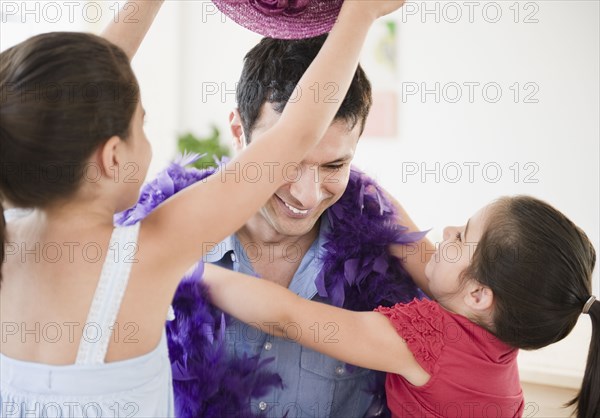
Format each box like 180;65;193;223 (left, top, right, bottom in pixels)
165;36;433;417
106;2;432;416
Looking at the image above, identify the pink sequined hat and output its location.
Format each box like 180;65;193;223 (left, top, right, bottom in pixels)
212;0;344;39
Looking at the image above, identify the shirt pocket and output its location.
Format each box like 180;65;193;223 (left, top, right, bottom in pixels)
225;318;267;357
299;347;373;417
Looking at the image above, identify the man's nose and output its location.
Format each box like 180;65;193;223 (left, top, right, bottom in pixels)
288;166;322;209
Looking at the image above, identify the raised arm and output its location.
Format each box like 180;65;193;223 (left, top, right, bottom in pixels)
142;1;409;282
383;190;435;297
102;0;164;60
202;264;428;384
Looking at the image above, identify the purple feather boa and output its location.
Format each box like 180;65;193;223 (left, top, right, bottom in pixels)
167;263;283;418
318;170;427;310
116;155;426;417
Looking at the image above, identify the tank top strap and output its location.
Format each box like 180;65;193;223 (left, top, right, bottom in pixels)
75;222;141;365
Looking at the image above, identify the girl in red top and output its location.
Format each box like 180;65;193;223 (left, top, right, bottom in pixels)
203;196;599;418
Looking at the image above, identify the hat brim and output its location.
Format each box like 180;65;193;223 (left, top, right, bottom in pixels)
212;0;344;40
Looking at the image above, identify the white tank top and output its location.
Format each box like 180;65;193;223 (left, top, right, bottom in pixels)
1;213;174;417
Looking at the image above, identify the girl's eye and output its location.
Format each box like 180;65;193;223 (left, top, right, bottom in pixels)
455;231;462;242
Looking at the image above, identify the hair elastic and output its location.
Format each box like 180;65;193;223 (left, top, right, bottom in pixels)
582;296;596;314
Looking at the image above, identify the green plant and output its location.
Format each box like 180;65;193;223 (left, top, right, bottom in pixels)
177;126;230;169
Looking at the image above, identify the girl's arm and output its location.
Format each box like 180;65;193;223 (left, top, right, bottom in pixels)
202;264;429;385
102;0;164;60
141;1;409;283
384;190;435;298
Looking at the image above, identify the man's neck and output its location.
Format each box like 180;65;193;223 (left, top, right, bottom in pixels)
237;214;320;252
236;214;321;288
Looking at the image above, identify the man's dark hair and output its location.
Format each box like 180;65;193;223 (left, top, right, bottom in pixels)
236;35;372;142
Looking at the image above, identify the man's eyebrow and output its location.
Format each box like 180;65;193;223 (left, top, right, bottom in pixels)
322;154;353;165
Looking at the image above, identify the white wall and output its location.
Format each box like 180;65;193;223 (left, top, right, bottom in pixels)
2;0;598;389
177;1;260;139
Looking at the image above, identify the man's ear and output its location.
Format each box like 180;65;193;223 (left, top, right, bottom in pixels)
464;282;494;314
98;135;122;179
229;108;246;152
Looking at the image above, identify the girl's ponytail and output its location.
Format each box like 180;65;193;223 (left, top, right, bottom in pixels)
568;297;599;418
0;199;5;281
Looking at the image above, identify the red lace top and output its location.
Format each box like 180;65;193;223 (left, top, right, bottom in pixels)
375;299;524;418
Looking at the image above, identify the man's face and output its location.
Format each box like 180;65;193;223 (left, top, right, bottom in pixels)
231;104;361;238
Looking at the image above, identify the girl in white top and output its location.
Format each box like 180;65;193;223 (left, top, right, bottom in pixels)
0;0;407;416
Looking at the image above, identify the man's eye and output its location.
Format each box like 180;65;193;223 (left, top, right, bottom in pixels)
455;231;462;242
324;164;344;170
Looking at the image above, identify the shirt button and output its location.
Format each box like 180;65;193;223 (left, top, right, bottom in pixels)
335;365;345;376
231;252;236;262
258;401;268;411
263;342;272;351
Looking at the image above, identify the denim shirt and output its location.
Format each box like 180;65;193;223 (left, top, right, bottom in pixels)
204;215;377;417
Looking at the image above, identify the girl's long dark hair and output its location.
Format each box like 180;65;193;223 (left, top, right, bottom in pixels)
0;32;139;281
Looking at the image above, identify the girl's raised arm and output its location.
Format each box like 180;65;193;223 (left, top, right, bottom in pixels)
385;191;435;298
102;0;164;60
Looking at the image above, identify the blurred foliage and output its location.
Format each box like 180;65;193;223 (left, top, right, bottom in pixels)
177;126;230;169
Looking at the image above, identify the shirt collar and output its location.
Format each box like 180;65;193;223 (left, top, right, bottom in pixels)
202;234;237;263
203;213;331;299
288;214;331;299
